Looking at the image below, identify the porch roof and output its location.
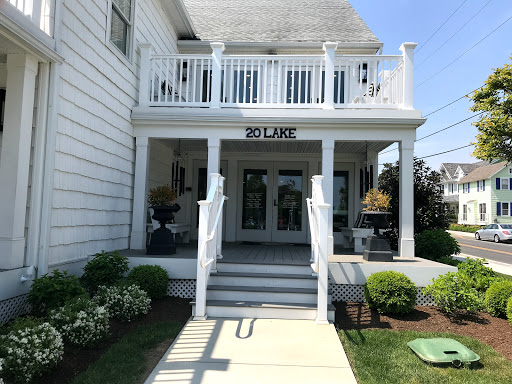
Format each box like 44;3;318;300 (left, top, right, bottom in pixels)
181;0;380;45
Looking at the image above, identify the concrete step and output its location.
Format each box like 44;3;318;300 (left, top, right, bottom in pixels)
209;271;318;289
192;300;335;321
217;261;313;275
206;285;331;304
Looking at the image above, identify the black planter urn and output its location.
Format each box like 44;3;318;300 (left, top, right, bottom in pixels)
362;211;393;262
147;204;181;255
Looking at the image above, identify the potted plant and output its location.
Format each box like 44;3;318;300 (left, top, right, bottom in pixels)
147;185;180;255
361;188;393;261
361;188;391;235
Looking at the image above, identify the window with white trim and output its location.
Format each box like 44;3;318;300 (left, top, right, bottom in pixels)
479;203;486;222
462;204;467;221
109;0;134;58
503;202;510;216
462;183;469;193
477;180;485;192
502;178;510;190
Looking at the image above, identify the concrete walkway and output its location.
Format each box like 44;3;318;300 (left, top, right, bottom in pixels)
144;318;357;384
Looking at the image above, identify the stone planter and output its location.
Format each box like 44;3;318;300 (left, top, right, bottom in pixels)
361;211;393;262
147;204;181;255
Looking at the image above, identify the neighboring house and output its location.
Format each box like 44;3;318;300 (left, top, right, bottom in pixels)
1;0;446;324
438;161;489;215
458;161;512;225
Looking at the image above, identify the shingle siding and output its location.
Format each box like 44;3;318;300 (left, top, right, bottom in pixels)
491;167;512;224
48;0;179;265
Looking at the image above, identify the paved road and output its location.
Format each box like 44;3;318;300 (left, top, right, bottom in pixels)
450;231;512;265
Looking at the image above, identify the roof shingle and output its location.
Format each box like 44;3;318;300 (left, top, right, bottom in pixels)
182;0;380;43
459;162;507;184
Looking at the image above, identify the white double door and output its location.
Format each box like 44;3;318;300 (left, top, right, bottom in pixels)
237;161;308;244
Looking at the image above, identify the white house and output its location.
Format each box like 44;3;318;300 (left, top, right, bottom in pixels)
0;0;454;324
438;161;489;215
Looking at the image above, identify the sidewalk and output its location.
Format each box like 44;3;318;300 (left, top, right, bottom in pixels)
144;318;357;384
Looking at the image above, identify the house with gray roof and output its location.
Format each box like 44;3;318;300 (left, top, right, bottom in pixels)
1;0;454;325
438;161;489;215
458;161;512;225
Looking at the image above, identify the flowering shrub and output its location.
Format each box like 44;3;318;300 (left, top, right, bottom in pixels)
94;284;151;322
49;296;110;348
0;317;63;383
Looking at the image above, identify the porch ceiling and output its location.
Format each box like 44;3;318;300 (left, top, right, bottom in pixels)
0;37;26;63
158;139;393;154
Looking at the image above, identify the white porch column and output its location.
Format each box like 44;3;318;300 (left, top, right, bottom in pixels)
399;139;415;258
370;151;379;189
130;137;150;249
322;139;334;256
210;42;225;109
0;54;38;270
322;42;338;110
399;42;417;110
207;137;220;190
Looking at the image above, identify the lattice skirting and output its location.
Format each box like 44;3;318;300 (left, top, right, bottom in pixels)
167;279;196;298
329;284;435;306
0;294;31;324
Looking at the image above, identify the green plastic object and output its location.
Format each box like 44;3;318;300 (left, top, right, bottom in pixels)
408;338;480;367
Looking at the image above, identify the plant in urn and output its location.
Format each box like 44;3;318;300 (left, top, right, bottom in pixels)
147;184;180;255
361;188;393;262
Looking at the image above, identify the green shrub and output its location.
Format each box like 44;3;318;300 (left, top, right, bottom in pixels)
449;223;483;233
423;272;483;313
458;258;497;292
484;280;512;317
28;270;87;315
80;250;129;294
0;317;64;383
94;283;151;322
415;229;460;262
363;271;417;314
128;265;169;299
49;296;110;348
507;297;512;326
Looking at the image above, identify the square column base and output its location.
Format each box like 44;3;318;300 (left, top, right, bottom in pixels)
130;230;146;250
0;237;26;269
399;238;415;258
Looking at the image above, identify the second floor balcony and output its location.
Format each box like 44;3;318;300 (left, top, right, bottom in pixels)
138;42;417;111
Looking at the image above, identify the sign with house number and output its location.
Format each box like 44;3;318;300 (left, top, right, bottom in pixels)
246;127;297;139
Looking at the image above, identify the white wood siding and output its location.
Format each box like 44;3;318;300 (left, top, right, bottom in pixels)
48;0;179;265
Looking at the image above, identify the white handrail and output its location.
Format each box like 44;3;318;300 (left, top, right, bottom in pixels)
194;173;227;320
307;176;331;324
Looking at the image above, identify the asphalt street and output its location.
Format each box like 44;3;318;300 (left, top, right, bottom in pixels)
450;231;512;265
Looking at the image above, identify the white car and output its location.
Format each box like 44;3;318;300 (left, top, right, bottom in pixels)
475;224;512;243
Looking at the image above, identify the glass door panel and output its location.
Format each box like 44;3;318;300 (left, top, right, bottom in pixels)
333;171;349;231
242;169;267;230
276;170;302;231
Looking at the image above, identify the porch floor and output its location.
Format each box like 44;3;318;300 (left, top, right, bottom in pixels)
121;242;373;265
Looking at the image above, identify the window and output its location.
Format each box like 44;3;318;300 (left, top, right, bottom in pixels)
477;180;485;192
233;71;258;103
333;171;349;231
479;203;486;222
109;0;134;58
502;178;510;190
462;183;469;193
503;202;510;216
462;204;467;221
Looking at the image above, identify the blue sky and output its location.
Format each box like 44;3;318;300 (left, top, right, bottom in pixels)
350;0;512;172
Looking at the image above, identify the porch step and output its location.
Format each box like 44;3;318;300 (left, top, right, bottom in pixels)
217;261;312;275
209;271;318;289
192;300;335;321
206;285;331;304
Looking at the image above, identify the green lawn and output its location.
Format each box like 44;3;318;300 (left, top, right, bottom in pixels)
339;329;512;384
72;320;183;384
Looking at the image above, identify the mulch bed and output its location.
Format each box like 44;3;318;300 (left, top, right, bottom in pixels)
33;296;192;384
334;302;512;361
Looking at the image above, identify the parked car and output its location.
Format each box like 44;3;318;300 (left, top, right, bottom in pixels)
475;224;512;243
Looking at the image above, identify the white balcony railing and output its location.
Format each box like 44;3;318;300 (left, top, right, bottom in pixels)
6;0;54;36
139;42;416;110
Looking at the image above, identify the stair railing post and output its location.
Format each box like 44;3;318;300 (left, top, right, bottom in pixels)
194;200;210;320
316;201;330;324
216;176;225;260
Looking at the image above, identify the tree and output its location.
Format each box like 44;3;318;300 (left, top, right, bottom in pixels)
378;158;450;249
470;59;512;162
